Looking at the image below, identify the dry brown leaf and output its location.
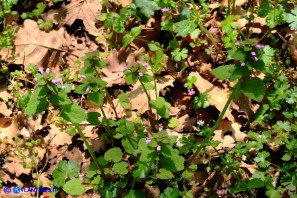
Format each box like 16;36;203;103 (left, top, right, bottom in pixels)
286;30;297;65
0;102;12;117
118;0;133;7
190;72;234;121
47;0;102;36
3;155;31;177
0;20;67;73
240;161;258;174
0;87;12;102
211;120;246;150
44;124;72;147
0;118;20;144
173;114;196;133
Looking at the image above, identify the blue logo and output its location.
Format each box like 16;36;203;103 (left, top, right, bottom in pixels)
3;187;11;194
13;186;21;194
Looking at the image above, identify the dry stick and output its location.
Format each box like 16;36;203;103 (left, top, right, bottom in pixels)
74;124;106;179
184;83;238;170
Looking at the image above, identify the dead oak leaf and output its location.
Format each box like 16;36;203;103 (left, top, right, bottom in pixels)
0;117;20;144
190;72;234;121
44;124;72;147
0;19;66;72
47;0;102;36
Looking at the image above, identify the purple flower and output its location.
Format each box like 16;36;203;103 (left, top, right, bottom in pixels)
156;145;161;152
86;87;91;94
145;138;151;144
159;127;163;131
45;68;50;73
62;85;68;90
187;89;195;96
161;7;169;12
142;62;149;67
52;78;63;84
253;56;258;62
235;42;241;46
80;74;86;79
38;67;44;74
138;72;143;77
255;44;264;50
251;51;256;56
241;62;246;67
123;66;128;71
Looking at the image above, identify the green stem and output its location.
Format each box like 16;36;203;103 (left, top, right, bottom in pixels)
99;106;115;147
189;0;218;49
139;79;151;103
184;83;239;170
74;124;106;179
105;89;119;119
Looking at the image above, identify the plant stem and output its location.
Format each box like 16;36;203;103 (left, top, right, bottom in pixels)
139;79;151;103
99;106;115;147
184;83;239;170
105;89;119;119
74;124;106;179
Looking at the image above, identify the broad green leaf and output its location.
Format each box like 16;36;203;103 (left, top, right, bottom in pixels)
156;168;174;179
87;112;101;125
122;136;138;154
122;25;144;48
168;118;179;128
88;92;104;106
24;85;49;115
241;78;265;102
125;71;138;85
150;97;171;118
63;178;86;195
247;178;265;188
258;0;271;17
61;103;87;124
125;190;145;198
118;93;129;102
134;0;160;18
113;161;129;175
104;147;122;163
159;188;179;198
211;65;235;80
50;91;71;106
52;160;80;188
174;20;196;37
287;7;297;30
281;153;291;161
266;5;287;28
262;45;275;66
116;118;134;136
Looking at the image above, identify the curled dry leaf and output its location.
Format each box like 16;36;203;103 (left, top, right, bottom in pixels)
211;119;246;150
0;118;20;144
190;72;234;121
47;0;102;36
0;20;67;73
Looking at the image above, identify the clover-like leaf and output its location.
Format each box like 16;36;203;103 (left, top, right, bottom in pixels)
63;178;86;195
150;97;171;118
104;147;122;163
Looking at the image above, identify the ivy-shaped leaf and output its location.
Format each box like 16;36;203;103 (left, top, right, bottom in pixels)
134;0;160;18
122;25;144;47
241;78;265;102
150;97;171;118
61;103;87;124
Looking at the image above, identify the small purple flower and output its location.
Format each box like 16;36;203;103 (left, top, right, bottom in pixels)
62;85;68;90
255;44;264;50
145;138;151;144
38;67;44;74
156;145;161;152
52;78;63;84
159;127;163;131
161;7;169;12
235;42;241;46
80;74;86;79
251;51;256;56
142;62;149;67
241;62;246;67
253;56;258;62
86;87;91;94
45;68;50;73
187;89;195;96
138;72;143;77
123;65;128;71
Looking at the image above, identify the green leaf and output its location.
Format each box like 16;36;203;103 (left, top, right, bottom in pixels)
118;93;129;102
266;5;287;28
52;160;80;188
113;161;129;175
171;48;188;62
156;168;174;179
63;178;86;195
125;71;138;85
174;20;196;37
87;112;101;125
104;147;122;163
122;25;144;48
287;7;297;30
184;76;197;89
262;45;275;66
258;0;271;17
159;188;179;198
160;145;184;171
281;153;291;161
134;0;160;18
122;136;138;154
247;178;265;189
24;85;49;115
241;78;265;102
88;92;104;106
254;151;270;168
125;190;145;198
211;65;235;80
61;103;87;124
116;118;135;136
150;97;171;118
50;91;71;106
168;118;179;128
